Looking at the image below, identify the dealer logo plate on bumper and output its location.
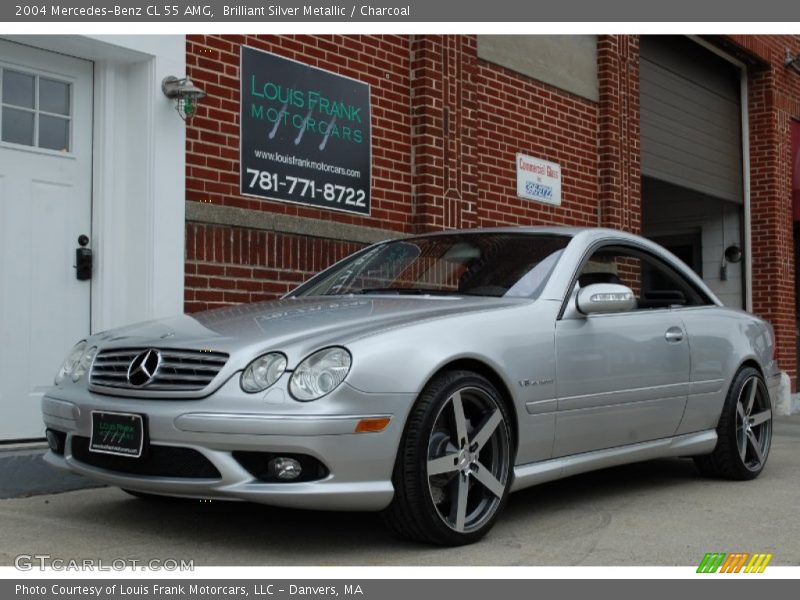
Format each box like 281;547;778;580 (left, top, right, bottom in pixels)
90;411;145;458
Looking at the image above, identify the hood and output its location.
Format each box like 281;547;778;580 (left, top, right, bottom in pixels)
92;295;528;360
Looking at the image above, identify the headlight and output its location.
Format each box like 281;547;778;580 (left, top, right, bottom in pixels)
54;342;87;385
289;347;351;401
241;352;288;393
71;346;98;382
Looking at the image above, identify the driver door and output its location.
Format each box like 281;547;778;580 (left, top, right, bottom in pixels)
553;245;692;457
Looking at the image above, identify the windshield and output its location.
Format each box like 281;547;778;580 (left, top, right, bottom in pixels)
291;233;570;298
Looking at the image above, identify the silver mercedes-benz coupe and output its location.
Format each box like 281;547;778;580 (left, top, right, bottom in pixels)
42;227;778;545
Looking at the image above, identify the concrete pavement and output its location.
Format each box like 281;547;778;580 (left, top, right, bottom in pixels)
0;444;103;499
1;416;798;566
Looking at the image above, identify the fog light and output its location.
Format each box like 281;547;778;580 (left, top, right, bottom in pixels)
268;457;302;480
45;429;66;454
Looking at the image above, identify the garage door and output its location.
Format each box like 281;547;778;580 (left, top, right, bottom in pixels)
0;40;93;441
640;36;743;203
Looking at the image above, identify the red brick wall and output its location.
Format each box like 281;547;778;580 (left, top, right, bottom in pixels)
410;36;480;231
726;35;800;387
184;34;800;386
184;224;362;312
184;34;613;311
475;51;600;227
597;35;641;233
185;34;413;311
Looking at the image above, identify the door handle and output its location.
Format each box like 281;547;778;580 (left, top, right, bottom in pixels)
665;327;684;343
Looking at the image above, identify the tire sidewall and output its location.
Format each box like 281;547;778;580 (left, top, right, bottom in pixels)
722;366;772;479
403;371;514;545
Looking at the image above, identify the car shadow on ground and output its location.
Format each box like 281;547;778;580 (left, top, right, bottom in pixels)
505;455;706;515
53;456;709;558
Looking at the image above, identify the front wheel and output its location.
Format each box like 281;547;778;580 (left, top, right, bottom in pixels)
694;366;773;480
382;370;514;546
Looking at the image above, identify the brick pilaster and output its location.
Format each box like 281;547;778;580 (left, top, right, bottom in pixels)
597;35;641;233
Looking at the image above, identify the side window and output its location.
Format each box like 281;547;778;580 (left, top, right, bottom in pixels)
577;246;711;310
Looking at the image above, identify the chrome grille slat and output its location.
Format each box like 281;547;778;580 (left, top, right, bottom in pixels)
161;362;222;373
161;368;218;373
161;354;227;362
89;348;229;393
94;350;140;358
150;374;215;382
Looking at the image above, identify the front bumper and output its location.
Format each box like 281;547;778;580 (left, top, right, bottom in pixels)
41;376;415;511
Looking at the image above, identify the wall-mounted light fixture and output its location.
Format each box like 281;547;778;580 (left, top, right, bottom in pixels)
161;76;207;121
720;244;743;281
785;49;800;75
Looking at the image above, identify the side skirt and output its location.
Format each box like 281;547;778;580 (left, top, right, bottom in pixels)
510;430;717;493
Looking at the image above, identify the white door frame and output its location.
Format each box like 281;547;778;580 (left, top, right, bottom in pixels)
2;35;186;332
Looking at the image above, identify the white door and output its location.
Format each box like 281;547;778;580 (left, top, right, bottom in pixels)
0;40;93;441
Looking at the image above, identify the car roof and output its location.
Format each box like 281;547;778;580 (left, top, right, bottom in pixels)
393;226;638;242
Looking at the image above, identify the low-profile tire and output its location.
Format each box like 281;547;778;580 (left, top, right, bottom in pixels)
694;366;773;480
382;370;514;546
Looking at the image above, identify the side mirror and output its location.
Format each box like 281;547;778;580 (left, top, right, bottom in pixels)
576;283;636;315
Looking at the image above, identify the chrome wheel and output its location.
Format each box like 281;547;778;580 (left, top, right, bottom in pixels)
735;375;772;472
426;387;510;534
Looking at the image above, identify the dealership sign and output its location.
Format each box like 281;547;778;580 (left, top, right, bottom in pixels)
516;153;561;206
240;46;372;215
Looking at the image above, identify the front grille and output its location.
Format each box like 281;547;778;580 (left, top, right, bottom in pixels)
71;437;221;479
90;348;228;391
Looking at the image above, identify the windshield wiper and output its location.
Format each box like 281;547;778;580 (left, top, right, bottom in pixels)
354;287;464;296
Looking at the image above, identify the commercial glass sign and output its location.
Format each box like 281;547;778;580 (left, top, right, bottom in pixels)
240;46;371;215
516;153;562;206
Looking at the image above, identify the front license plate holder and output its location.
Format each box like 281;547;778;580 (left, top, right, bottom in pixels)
90;411;146;458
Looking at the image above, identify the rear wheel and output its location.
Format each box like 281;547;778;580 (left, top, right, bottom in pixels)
382;370;513;546
694;366;772;480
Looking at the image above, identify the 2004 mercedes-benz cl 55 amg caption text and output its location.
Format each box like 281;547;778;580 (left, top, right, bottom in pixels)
42;227;778;545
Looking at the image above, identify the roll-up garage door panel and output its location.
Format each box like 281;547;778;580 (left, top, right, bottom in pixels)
641;70;741;158
640;39;742;203
641;61;741;132
644;115;742;176
642;111;738;173
644;113;742;180
642;71;741;146
642;156;741;202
